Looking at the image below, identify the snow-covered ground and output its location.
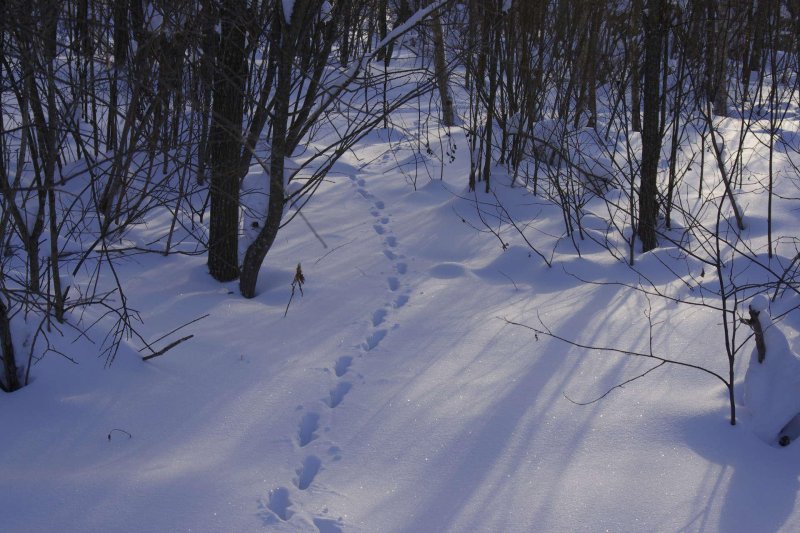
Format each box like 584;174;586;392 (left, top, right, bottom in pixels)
3;122;800;532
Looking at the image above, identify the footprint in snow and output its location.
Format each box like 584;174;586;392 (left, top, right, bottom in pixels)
372;308;387;327
267;487;293;521
380;216;389;224
334;356;352;377
314;518;344;533
396;262;407;275
298;412;320;447
327;446;342;461
394;294;409;309
384;250;396;260
385;236;397;248
327;382;352;408
374;200;385;209
295;456;322;490
364;329;387;351
373;224;385;235
357;179;366;186
387;277;399;291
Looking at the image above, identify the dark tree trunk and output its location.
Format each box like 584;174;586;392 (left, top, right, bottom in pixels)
0;299;20;392
207;0;247;282
239;2;298;299
108;0;129;152
638;0;663;252
432;14;455;127
630;0;642;132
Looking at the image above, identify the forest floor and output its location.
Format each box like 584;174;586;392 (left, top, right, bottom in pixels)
3;121;800;532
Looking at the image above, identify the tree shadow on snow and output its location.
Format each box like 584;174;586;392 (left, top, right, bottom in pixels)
678;406;800;532
392;280;627;531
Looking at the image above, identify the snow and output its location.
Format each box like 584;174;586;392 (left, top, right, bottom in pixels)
282;0;294;24
750;294;769;312
144;1;163;34
319;1;332;23
305;0;448;126
743;297;800;444
4;125;800;531
4;26;800;533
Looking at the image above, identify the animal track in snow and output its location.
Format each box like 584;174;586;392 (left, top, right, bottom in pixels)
374;200;385;209
372;308;387;327
334;356;352;377
394;294;409;308
383;250;396;260
396;262;407;274
295;456;322;490
370;210;380;217
298;412;320;447
357;179;366;186
385;236;397;248
267;487;293;521
314;518;344;533
357;189;370;200
373;224;385;235
364;329;387;351
380;216;389;224
387;277;399;291
327;382;352;408
327;446;342;461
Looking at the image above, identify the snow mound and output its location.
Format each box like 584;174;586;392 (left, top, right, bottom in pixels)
750;294;769;313
743;297;800;444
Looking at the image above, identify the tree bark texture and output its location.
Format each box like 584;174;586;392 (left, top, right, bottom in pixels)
0;299;20;392
208;0;248;282
638;0;663;252
432;14;455;127
238;1;300;298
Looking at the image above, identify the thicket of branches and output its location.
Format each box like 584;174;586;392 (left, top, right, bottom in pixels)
460;0;800;424
0;0;450;390
2;0;800;410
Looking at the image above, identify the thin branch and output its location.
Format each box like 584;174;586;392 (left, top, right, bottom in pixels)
107;428;132;440
142;335;194;361
314;239;354;265
564;361;667;405
499;315;729;386
138;314;210;354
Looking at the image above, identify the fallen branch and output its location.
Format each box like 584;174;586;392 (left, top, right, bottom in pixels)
142;335;194;361
138;313;209;355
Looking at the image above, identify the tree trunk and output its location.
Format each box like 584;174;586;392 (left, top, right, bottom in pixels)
630;0;642;132
431;14;455;127
207;0;247;282
108;0;129;152
638;0;663;252
0;299;20;392
239;3;297;298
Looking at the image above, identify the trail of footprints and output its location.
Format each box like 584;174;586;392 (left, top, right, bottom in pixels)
265;174;411;531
